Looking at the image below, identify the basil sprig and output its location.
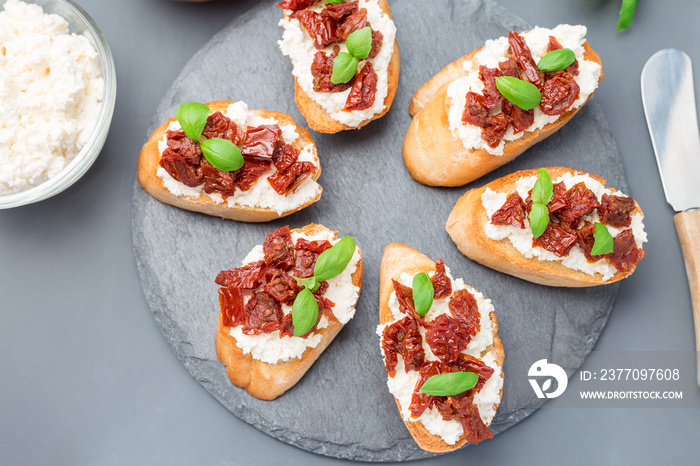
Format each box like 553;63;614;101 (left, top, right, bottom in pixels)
291;236;356;336
331;26;373;84
591;222;615;255
419;372;479;396
175;102;243;172
617;0;639;31
494;76;542;110
537;48;576;72
326;0;345;4
529;168;554;238
412;272;434;317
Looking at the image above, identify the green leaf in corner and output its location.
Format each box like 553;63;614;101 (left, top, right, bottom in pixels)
346;26;373;60
176;102;210;142
200;138;244;172
331;52;359;84
529;203;550;239
591;222;615;255
419;372;479;396
617;0;639;31
292;287;319;337
537;48;576;72
412;272;434;317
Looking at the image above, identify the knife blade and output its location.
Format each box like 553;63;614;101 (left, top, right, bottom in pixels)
641;48;700;387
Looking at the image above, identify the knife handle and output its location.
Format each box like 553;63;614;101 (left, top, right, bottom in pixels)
674;210;700;387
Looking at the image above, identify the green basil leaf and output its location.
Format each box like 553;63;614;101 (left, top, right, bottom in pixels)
176;102;210;142
326;0;345;4
591;222;615;255
331;52;358;84
617;0;639;31
200;138;244;172
537;48;576;72
419;372;479;396
294;276;319;292
531;168;554;205
346;26;372;60
494;76;542;110
412;272;434;317
529;203;550;239
292;288;319;337
313;236;356;283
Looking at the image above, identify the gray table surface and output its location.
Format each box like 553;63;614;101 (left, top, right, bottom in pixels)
1;0;699;465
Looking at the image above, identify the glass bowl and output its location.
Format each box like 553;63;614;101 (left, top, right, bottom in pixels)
0;0;117;209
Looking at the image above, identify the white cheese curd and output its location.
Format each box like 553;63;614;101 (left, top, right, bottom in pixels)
376;266;502;444
446;24;601;155
157;101;322;215
278;0;396;127
481;172;647;281
0;0;104;195
230;229;361;364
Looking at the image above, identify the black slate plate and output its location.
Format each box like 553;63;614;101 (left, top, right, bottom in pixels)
131;0;626;461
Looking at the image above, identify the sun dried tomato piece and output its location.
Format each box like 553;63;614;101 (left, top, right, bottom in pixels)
449;289;481;336
336;8;367;40
232;158;272;191
368;28;383;59
382;316;425;377
607;229;644;272
425;314;473;364
345;62;377;111
241;125;281;160
491;192;527;228
479;66;502;108
219;287;245;328
533;222;578;257
598;193;636;228
160;148;203;188
263;268;301;304
453;353;495;392
508;31;543;88
556;183;600;228
296;238;332;254
293;239;332;278
462;92;490;128
392;279;419;319
203;112;246;146
271;141;300;173
501;99;534;133
498;58;519;78
482;113;511;148
432;259;452;299
540;72;580;115
267;161;316;195
216;260;267;289
243;291;284;335
165;129;202;164
576;221;604;262
276;0;319;10
291;10;339;49
263;226;295;270
323;0;358;20
311;47;354;93
201;159;235;196
313;280;329;296
548;182;569;213
409;361;446;418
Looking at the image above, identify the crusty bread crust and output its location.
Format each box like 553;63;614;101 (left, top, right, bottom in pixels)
137;100;322;222
403;41;603;187
284;0;400;133
216;223;363;400
378;243;504;453
446;167;644;287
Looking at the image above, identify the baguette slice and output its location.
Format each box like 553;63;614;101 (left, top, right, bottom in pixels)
379;243;504;452
404;39;602;187
283;0;400;133
446;167;645;287
137;100;322;222
216;223;363;400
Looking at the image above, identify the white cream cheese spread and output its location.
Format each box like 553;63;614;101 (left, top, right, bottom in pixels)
481;172;647;281
278;0;396;127
157;101;322;215
0;0;104;195
376;267;503;445
446;24;601;155
230;229;361;364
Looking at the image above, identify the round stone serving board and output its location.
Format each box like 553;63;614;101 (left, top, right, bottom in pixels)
132;0;626;461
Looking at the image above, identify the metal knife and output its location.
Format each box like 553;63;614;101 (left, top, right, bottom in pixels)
641;49;700;387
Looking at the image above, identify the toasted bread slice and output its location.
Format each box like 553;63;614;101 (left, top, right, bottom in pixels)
404;38;602;187
282;0;400;133
216;223;363;400
137;100;322;222
446;167;645;287
378;243;504;452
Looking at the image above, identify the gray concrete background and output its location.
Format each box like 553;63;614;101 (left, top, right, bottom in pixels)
0;0;698;465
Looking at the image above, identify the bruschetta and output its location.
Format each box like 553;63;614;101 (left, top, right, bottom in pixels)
446;167;646;287
137;100;322;222
377;243;504;452
404;25;603;187
216;223;363;400
277;0;400;133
